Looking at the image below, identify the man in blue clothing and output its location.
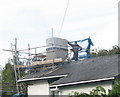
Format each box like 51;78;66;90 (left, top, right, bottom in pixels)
68;41;82;61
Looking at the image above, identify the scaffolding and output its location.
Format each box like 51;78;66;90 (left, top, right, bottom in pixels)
2;37;69;92
3;37;94;94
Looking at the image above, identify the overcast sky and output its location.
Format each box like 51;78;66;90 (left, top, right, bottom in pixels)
0;0;119;67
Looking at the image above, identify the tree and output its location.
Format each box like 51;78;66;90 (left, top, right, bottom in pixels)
2;62;17;96
91;45;120;57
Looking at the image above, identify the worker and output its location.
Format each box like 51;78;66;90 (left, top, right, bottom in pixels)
68;41;82;61
66;49;74;61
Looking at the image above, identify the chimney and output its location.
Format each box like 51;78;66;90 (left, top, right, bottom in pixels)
46;37;68;61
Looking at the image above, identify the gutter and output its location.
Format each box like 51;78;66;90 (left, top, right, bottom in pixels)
17;74;68;83
50;77;115;88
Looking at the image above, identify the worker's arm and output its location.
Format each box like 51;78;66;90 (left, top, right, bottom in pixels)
68;42;73;46
79;46;82;50
78;45;82;50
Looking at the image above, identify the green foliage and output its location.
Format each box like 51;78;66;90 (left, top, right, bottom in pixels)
69;86;106;97
69;79;120;97
108;45;120;55
108;78;120;96
91;45;120;57
2;63;16;84
90;86;106;96
2;61;28;96
69;91;90;97
2;62;17;96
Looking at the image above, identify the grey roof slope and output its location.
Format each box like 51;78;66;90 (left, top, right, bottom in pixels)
50;54;119;85
20;54;119;85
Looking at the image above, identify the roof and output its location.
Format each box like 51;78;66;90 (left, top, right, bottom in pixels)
18;54;119;86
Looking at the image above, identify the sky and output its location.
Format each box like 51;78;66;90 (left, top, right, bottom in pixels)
0;0;119;67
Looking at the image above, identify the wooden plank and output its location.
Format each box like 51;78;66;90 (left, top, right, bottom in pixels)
31;58;63;65
16;58;63;68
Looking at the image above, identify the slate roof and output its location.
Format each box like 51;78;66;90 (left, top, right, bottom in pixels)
19;54;119;86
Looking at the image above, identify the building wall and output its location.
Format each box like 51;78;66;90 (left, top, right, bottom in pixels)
28;80;50;95
27;80;113;96
58;80;113;95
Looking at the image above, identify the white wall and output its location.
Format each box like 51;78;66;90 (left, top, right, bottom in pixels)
27;79;113;96
58;80;113;95
28;80;50;95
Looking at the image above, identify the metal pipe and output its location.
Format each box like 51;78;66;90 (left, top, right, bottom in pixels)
11;39;19;94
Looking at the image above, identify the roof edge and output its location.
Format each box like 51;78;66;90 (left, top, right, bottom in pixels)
17;74;68;83
50;77;115;87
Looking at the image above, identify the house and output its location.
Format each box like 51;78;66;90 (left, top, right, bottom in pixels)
18;54;120;96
